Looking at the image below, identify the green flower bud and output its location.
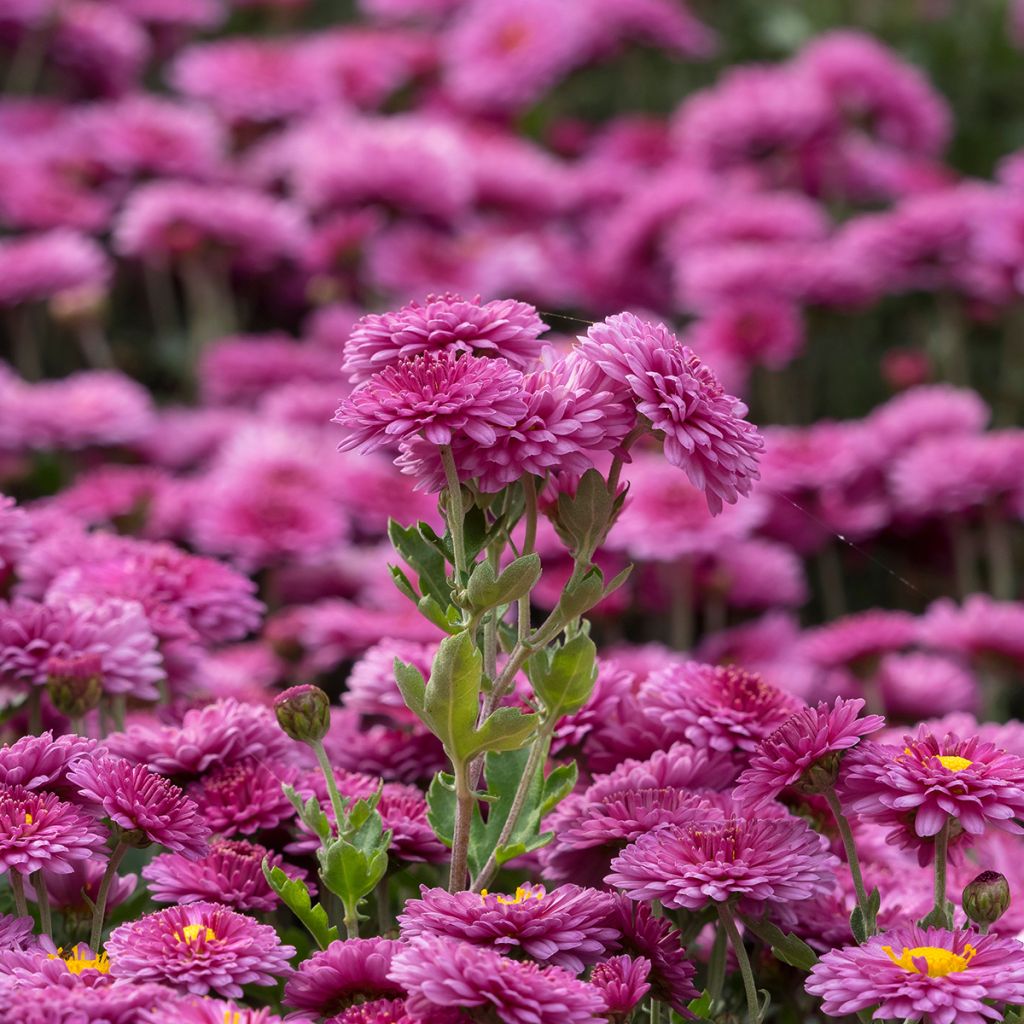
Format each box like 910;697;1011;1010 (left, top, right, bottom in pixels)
46;653;104;719
962;870;1010;927
274;685;331;744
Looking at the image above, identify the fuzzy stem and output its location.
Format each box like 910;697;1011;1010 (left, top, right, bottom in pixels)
471;727;551;893
440;445;468;586
342;900;360;940
718;903;760;1024
933;818;950;921
449;764;474;893
706;920;728;1004
33;872;51;938
949;517;981;598
312;740;347;836
669;558;694;651
824;789;873;938
9;873;27;922
75;323;115;369
90;841;128;951
519;476;539;644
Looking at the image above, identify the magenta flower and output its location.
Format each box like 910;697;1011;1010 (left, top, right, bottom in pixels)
0;982;175;1024
0;495;30;575
343;293;547;383
106;901;295;998
578;312;763;513
66;756;211;858
841;731;1024;860
639;662;804;756
142;839;297;911
0;913;34;951
323;999;438;1024
41;855;137;915
189;758;298;837
0;732;97;796
590;955;651;1022
334;349;528;454
390;935;606;1024
607;816;839;911
806;926;1024;1024
0;230;109;307
140;999;286;1024
398;884;618;974
733;697;885;805
284;937;406;1016
0;784;105;875
798;608;917;669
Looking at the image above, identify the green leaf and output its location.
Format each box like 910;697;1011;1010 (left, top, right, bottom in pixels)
556;566;607;621
528;633;597;718
423;631;483;762
394;659;427;722
262;860;338;950
740;915;819;971
388;519;451;608
466;553;542;612
415;595;462;634
282;785;333;843
388;564;418;603
538;761;578;817
552;469;618;560
686;990;714;1020
319;838;387;909
426;771;456;848
468;707;538;757
918;901;955;930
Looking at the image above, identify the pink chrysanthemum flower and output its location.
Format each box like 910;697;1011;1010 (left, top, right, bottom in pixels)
0;229;109;306
0;732;96;796
840;731;1024;859
343;294;546;384
606;816;839;911
638;662;804;756
798;609;918;669
918;596;1024;666
867;384;989;454
335;349;528;456
398;884;617;974
106;902;294;998
189;758;298;837
41;855;136;915
142;839;295;911
578;313;763;513
0;784;105;875
876;652;979;719
67;755;210;858
106;698;295;777
590;955;651;1022
390;935;606;1024
0;913;34;951
324;999;437;1024
0;495;30;576
806;926;1024;1024
284;938;406;1016
344;639;436;727
0;981;175;1024
733;697;885;805
140;999;286;1024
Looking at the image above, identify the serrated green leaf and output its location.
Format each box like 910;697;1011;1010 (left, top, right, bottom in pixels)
466;707;538;757
686;990;714;1020
388;519;452;608
552;468;617;560
426;771;456;848
388;564;418;602
538;762;577;817
416;595;462;634
466;553;542;612
319;839;384;908
262;860;338;950
528;633;597;718
556;566;606;621
423;631;483;762
740;915;819;971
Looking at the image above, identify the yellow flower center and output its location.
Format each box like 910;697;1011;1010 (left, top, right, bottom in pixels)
936;755;973;772
479;886;543;906
175;924;216;945
224;1013;242;1024
48;945;110;975
24;813;32;825
883;944;977;977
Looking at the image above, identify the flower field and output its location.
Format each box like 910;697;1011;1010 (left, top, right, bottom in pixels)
5;1;1024;1022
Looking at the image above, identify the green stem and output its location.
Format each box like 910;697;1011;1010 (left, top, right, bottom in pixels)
32;872;51;938
669;558;694;651
471;727;552;892
518;476;538;645
706;920;728;1004
90;841;128;951
718;903;760;1024
950;517;981;598
342;900;360;939
824;789;873;938
312;741;348;836
9;873;27;921
983;504;1015;601
449;764;474;892
110;695;126;733
933;819;950;920
440;445;468;585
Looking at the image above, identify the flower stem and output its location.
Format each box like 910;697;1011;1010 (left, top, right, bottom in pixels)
449;763;474;892
32;872;51;937
9;873;27;921
90;841;128;951
824;789;873;938
342;900;360;940
718;903;761;1024
518;476;538;644
312;740;348;836
706;920;728;1004
440;444;467;585
471;727;551;893
933;819;950;921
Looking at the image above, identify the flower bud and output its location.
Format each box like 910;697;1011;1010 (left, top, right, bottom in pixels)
794;750;842;795
962;870;1010;927
274;685;331;744
46;653;104;718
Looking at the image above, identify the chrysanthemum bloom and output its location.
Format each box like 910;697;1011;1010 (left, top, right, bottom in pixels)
577;313;762;512
142;839;297;911
399;884;617;974
140;998;286;1024
323;999;439;1024
876;653;979;719
0;495;30;577
0;732;96;795
284;938;406;1016
867;384;988;455
0;230;109;307
42;855;137;915
607;816;838;912
334;349;528;456
67;756;210;858
840;731;1024;860
917;595;1024;666
0;913;35;951
390;935;606;1024
106;902;295;998
733;697;885;805
189;758;298;837
589;955;651;1022
806;926;1024;1024
343;294;547;384
798;609;918;670
0;980;175;1024
638;662;804;757
0;784;105;875
106;698;294;777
